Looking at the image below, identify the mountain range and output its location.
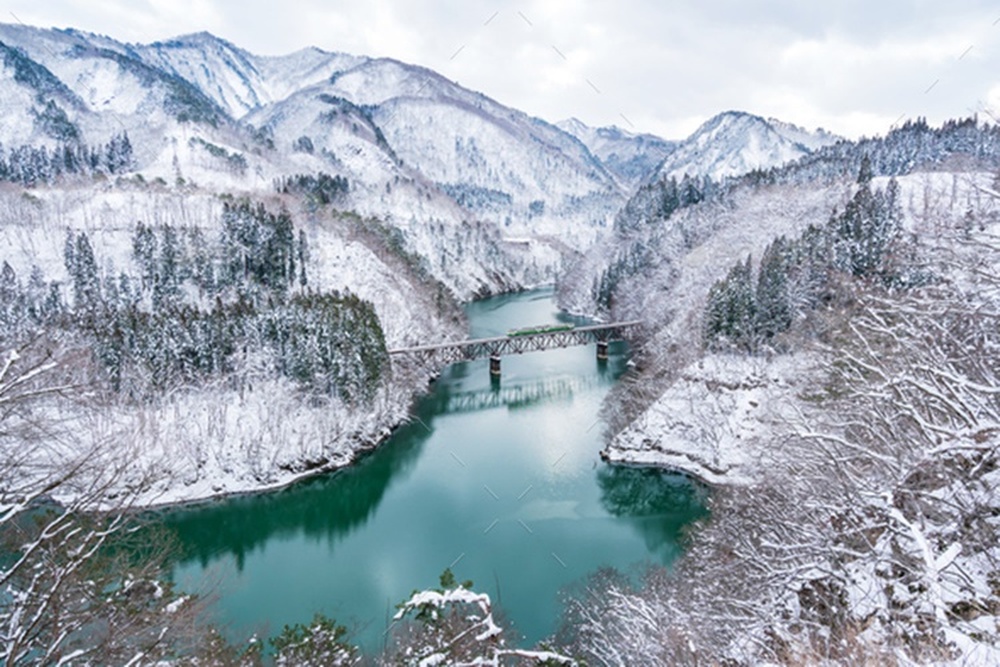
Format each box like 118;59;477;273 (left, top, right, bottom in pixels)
0;24;841;297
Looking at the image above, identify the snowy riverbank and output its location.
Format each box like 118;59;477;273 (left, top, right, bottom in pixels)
603;353;815;486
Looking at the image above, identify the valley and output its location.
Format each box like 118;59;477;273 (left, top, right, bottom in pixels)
0;21;997;666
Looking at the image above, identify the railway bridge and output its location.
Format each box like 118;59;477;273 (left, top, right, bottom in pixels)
388;320;642;376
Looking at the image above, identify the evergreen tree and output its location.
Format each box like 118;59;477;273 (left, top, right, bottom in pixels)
704;255;756;351
154;224;181;309
63;229;76;280
132;221;157;291
2;261;17;295
0;262;18;330
187;227;215;293
298;229;309;288
789;223;833;309
831;166;902;279
756;237;792;341
106;131;133;173
71;232;101;312
857;153;873;185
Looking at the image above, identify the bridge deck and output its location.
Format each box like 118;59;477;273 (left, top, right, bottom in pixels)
388;320;642;365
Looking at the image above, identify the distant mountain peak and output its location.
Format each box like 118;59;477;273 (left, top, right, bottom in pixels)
150;31;242;51
652;110;842;182
557;117;590;134
557;117;676;189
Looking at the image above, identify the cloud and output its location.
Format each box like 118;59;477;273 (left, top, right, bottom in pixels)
4;0;999;139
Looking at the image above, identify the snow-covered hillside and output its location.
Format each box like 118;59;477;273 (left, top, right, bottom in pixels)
0;181;469;505
134;32;367;119
0;23;638;294
321;58;624;241
653;111;840;182
563;115;1000;662
557;117;676;189
0;24;856;300
138;33;630;248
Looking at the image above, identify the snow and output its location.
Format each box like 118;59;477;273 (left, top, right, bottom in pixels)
5;24;996;661
556;117;676;189
164;596;189;614
595;170;1000;479
606;353;815;485
583;165;1000;665
389;583;577;665
0;182;464;507
653;111;841;182
99;377;414;507
0;63;58;145
767;117;842;152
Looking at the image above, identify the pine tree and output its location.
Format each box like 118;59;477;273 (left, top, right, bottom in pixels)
857;153;873;185
71;232;101;312
156;224;181;308
704;255;757;352
756;238;792;341
132;222;158;291
297;229;309;287
63;229;76;281
831;165;902;279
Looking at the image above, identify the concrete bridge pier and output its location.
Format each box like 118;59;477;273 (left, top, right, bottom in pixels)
596;340;609;361
489;355;502;376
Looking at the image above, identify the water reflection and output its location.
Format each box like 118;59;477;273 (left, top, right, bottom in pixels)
156;288;708;650
159;413;432;571
157;367;621;573
431;375;605;414
596;465;709;558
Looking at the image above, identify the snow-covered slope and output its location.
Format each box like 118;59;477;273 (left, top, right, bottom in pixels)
0;24;225;128
134;32;367;119
583;166;1000;665
0;25;847;302
557;117;676;189
318;58;625;241
0;38;88;145
767;116;841;152
0;24;634;293
653;111;840;182
0;182;467;506
94;28;629;249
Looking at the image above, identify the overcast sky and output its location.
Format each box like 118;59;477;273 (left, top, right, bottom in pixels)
6;1;1000;139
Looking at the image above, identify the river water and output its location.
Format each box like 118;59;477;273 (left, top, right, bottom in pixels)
162;288;706;654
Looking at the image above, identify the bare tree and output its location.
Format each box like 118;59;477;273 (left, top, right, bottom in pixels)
561;230;1000;665
0;338;206;666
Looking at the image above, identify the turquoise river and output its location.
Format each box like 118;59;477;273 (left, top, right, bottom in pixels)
161;287;707;654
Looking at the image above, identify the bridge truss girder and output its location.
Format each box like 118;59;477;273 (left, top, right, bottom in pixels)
388;321;641;371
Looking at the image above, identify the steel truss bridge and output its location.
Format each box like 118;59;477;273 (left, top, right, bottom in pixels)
388;320;642;375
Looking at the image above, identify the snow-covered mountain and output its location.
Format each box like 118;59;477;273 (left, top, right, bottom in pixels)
0;24;633;293
0;24;849;299
559;115;1000;664
767;116;841;152
133;32;368;119
0;25;227;130
557;118;676;189
653;111;841;182
246;56;625;240
132;32;627;242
